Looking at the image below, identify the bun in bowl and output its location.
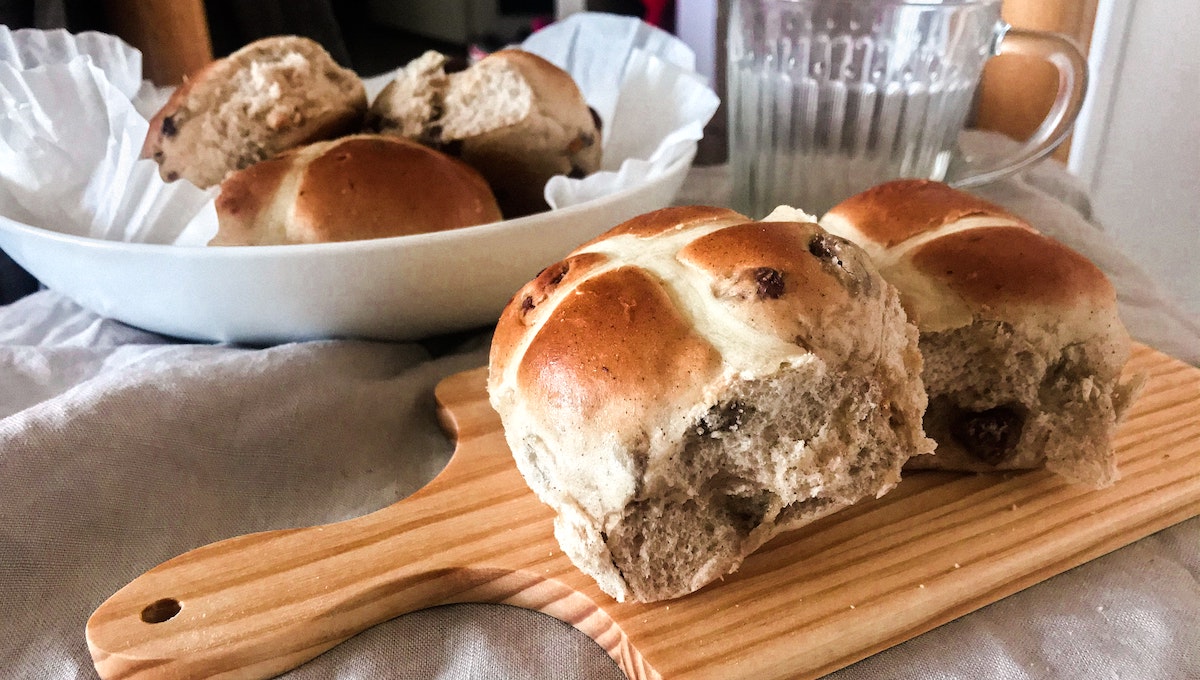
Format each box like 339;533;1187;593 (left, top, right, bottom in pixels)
142;35;367;189
211;135;502;246
371;49;602;218
487;206;932;602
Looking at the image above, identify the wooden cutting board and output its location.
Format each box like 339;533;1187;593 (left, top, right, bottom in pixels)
86;343;1200;680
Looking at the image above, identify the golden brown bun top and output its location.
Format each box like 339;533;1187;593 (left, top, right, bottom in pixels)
212;135;502;246
820;179;1118;331
503;260;726;435
909;225;1114;310
823;179;1016;248
578;205;744;244
489;205;901;456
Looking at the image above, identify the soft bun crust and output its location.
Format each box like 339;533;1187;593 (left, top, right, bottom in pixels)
822;179;1116;329
489;206;931;602
910;225;1115;311
212;135;502;245
142;35;367;189
821;179;1014;248
822;179;1140;487
371;48;601;218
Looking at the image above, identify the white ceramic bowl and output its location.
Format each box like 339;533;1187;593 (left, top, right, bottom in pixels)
1;15;716;343
0;150;694;344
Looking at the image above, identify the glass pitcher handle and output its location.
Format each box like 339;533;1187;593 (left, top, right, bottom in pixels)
951;25;1089;188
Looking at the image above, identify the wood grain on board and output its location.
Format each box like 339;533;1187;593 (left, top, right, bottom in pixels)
87;343;1200;680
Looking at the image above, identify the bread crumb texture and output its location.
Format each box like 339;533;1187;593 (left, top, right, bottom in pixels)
144;36;367;188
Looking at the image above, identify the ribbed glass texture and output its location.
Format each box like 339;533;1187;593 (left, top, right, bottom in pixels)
728;0;1000;216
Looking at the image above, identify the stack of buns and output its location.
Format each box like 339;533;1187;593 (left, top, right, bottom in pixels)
140;36;602;245
488;181;1141;603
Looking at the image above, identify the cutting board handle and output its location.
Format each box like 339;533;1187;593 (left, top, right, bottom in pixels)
86;471;466;678
84;367;612;680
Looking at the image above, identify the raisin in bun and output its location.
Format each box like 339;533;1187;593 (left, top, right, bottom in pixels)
142;35;367;189
370;49;601;218
211;135;501;246
487;206;932;603
821;179;1142;487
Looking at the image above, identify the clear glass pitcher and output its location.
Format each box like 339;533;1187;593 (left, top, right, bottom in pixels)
727;0;1088;216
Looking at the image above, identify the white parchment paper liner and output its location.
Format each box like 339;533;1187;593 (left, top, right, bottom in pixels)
0;25;217;245
0;13;718;247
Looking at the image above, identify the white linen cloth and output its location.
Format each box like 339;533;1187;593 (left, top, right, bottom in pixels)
2;138;1199;679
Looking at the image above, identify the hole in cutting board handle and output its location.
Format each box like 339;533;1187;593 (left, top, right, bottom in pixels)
140;598;181;623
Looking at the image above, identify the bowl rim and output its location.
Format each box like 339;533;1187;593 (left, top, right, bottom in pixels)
0;151;697;260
